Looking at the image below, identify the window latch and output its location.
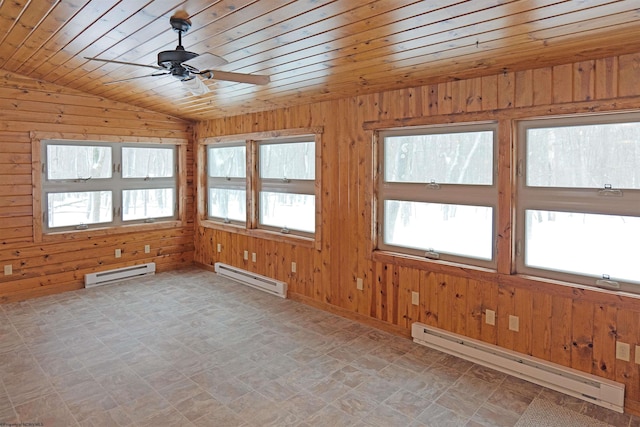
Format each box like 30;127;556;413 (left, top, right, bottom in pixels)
425;249;440;259
223;217;231;224
75;176;91;183
144;218;155;223
225;176;231;181
426;181;440;190
596;274;620;289
75;223;88;230
598;184;622;197
282;177;291;183
281;226;290;234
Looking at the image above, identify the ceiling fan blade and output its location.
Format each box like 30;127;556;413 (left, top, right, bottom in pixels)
201;70;270;85
182;52;228;72
103;72;170;85
85;56;164;71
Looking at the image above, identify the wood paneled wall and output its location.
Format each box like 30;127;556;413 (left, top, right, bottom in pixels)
194;53;640;412
0;72;194;302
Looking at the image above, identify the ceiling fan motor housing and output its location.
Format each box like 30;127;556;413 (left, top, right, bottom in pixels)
158;16;201;80
157;48;199;79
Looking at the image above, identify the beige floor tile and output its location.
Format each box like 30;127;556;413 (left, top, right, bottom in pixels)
119;391;171;423
362;403;412;426
137;407;192;427
193;405;247;427
471;402;520;427
157;378;204;406
14;392;78;427
174;390;223;422
333;389;379;418
304;404;358;427
2;368;55;406
415;402;469;426
383;389;433;419
0;268;631;427
282;390;327;419
306;377;352;404
487;386;534;415
436;388;485;419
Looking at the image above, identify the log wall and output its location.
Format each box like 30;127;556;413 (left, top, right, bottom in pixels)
0;72;194;302
194;53;640;412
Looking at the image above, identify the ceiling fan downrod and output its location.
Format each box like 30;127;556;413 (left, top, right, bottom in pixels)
158;16;198;78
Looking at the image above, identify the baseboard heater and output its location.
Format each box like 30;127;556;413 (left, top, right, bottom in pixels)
85;262;156;288
214;262;287;298
411;323;625;413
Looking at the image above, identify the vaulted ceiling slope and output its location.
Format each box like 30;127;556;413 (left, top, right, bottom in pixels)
1;0;640;122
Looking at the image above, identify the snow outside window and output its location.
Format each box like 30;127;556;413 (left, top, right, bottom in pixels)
43;142;177;232
377;123;497;268
207;144;247;224
258;140;316;235
517;113;640;292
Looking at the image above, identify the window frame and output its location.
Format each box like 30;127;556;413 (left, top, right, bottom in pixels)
32;133;187;242
198;128;322;248
375;121;499;269
515;112;640;293
206;141;248;226
256;136;316;237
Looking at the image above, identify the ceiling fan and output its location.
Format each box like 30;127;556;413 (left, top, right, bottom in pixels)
85;14;270;95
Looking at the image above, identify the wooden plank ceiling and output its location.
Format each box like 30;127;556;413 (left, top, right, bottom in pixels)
1;0;640;122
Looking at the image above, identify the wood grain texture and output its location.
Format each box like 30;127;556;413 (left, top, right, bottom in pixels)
192;51;640;414
0;70;192;303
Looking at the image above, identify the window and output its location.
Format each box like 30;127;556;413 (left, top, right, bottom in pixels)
203;131;319;240
207;143;247;224
516;113;640;292
377;123;497;267
43;141;177;232
258;139;315;234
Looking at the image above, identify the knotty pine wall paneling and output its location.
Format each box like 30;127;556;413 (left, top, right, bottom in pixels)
0;72;194;302
194;52;640;413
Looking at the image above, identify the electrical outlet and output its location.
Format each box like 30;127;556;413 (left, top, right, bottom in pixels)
356;277;363;290
144;244;150;254
115;249;121;258
291;262;297;273
252;252;256;262
616;341;631;362
217;243;221;253
411;291;419;305
485;309;496;326
243;250;248;261
4;265;12;276
508;315;519;332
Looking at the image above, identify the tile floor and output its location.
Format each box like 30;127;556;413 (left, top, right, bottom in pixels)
0;267;637;426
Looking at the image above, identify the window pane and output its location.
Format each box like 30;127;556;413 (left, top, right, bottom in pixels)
122;189;174;221
46;145;111;180
527;122;640;188
122;147;174;178
259;191;315;232
47;191;112;227
260;142;315;179
384;200;493;260
208;145;246;178
384;131;493;185
208;188;246;222
525;210;640;283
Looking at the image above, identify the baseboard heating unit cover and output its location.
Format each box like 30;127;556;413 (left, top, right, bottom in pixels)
214;262;287;298
84;262;156;288
412;322;625;412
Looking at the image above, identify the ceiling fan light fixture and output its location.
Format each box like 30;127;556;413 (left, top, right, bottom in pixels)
181;76;209;96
